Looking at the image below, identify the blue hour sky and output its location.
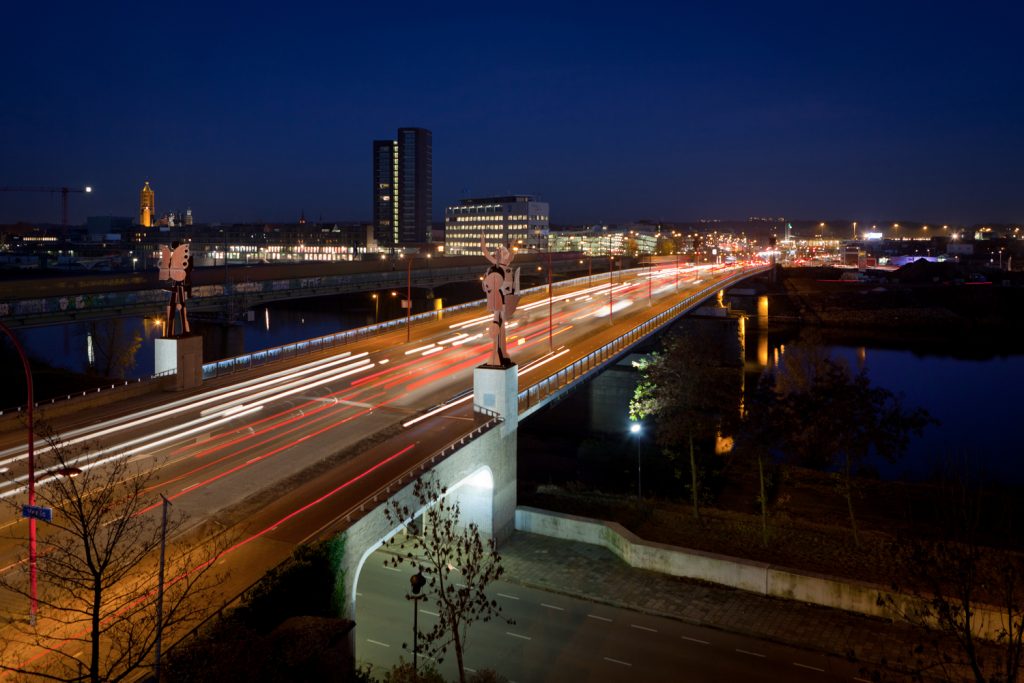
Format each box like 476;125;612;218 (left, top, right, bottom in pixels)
2;1;1021;226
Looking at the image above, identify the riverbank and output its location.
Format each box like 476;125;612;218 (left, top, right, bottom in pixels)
772;264;1024;353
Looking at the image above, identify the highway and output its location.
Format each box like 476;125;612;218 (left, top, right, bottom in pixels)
0;261;764;674
357;549;870;682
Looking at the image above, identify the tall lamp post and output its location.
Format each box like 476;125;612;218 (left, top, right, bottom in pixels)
0;321;36;623
630;422;642;499
371;293;379;324
547;245;554;351
405;256;412;342
408;570;427;675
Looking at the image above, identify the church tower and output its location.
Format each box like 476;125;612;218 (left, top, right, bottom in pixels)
139;181;155;227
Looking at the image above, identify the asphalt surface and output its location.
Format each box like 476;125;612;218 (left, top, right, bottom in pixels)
355;547;877;683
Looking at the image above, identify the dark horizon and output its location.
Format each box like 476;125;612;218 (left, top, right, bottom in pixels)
3;3;1021;227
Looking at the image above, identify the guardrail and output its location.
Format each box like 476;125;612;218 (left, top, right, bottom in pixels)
199;268;629;380
516;266;770;417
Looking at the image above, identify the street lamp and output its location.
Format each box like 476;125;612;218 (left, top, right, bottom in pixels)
408;569;427;676
630;422;642;499
0;321;36;624
371;293;379;324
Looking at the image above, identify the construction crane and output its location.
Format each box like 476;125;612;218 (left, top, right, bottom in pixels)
0;185;93;226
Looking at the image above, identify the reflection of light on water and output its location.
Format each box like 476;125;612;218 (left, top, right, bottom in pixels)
86;331;95;366
264;308;270;331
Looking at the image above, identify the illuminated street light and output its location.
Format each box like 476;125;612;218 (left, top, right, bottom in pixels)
630;422;642;498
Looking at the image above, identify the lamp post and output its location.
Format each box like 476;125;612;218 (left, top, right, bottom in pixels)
408;570;427;675
371;293;379;324
630;422;642;499
0;321;36;624
547;245;553;351
405;256;412;342
154;494;171;681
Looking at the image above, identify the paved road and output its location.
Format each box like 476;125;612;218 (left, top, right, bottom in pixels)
356;550;872;683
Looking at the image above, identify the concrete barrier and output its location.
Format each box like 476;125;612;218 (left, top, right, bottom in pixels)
515;506;1012;640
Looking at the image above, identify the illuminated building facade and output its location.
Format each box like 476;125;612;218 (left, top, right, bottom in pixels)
372;127;432;248
139;181;155;227
444;195;549;255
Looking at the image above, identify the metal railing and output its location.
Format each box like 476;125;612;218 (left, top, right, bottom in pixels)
516;266;770;416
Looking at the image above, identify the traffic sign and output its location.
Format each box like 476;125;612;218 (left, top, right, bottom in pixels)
22;505;52;523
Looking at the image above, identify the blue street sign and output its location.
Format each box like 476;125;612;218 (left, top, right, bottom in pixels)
22;505;52;523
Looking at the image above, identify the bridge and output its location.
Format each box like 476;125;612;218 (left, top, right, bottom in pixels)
0;261;770;676
0;253;596;328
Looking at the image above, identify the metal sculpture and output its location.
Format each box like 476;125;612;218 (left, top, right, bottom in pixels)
158;241;193;337
481;237;521;367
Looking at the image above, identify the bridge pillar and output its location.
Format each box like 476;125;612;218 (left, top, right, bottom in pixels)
473;363;518;542
154;335;203;390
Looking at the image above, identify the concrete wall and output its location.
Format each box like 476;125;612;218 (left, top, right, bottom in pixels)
515;507;1013;641
339;420;516;623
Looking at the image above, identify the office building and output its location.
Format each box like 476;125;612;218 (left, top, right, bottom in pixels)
139;181;155;227
372;127;432;248
444;195;549;255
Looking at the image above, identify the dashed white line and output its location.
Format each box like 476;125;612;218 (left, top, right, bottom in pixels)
681;635;710;645
464;667;476;674
541;603;564;611
853;678;872;682
497;592;520;600
736;648;766;658
793;662;825;672
506;632;531;641
366;639;390;648
604;657;632;667
631;624;657;633
587;614;612;622
420;609;439;617
383;565;400;572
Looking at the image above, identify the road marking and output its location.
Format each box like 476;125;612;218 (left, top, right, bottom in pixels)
681;636;709;645
383;565;400;572
366;639;390;648
587;614;612;622
793;662;825;672
497;592;520;600
465;667;476;673
603;657;632;667
853;678;873;682
631;624;657;633
506;632;531;641
541;603;564;611
420;609;438;617
736;649;766;658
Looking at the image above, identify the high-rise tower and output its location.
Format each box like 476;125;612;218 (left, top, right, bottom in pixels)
139;181;155;227
373;128;432;248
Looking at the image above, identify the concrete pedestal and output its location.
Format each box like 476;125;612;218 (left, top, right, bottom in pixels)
155;335;203;391
473;363;519;437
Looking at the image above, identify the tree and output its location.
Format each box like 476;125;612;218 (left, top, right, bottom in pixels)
630;327;742;519
882;459;1024;683
87;319;142;379
383;477;509;683
734;373;789;546
0;429;226;682
776;354;932;546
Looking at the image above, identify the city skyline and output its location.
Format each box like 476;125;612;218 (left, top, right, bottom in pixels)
2;2;1022;226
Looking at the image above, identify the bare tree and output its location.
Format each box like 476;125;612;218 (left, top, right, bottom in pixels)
883;459;1024;683
0;429;226;682
88;320;142;380
383;477;509;683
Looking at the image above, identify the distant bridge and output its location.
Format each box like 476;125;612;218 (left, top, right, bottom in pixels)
0;253;598;329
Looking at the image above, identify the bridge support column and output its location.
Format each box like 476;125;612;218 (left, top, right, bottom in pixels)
473;363;518;543
154;335;203;390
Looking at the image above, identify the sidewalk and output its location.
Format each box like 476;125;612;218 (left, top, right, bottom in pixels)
498;531;931;682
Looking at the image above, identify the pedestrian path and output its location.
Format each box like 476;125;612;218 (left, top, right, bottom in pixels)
499;531;929;682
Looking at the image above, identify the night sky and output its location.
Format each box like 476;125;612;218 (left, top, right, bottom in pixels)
3;2;1022;226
